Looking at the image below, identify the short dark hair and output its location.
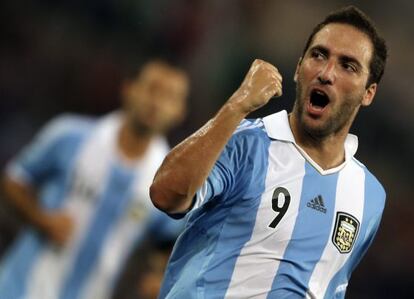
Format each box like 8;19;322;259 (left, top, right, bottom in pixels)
302;6;387;86
121;57;185;81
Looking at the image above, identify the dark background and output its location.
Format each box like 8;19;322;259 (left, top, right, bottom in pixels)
0;1;413;298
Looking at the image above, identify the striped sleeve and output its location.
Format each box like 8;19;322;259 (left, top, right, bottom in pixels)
192;119;265;210
6;114;92;186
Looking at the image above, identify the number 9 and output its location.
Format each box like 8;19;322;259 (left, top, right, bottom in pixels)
268;187;291;229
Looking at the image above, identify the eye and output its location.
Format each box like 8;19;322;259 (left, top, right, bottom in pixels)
342;62;358;73
311;49;326;60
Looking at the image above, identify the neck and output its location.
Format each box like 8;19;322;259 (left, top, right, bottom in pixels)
117;119;153;161
289;114;350;170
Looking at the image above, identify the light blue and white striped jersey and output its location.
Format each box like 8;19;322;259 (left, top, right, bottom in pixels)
0;112;183;299
160;110;385;299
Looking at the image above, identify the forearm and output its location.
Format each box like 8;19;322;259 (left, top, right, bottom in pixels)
150;59;282;214
150;101;248;213
1;175;49;230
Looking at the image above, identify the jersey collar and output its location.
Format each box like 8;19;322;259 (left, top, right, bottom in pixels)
262;110;296;143
262;110;359;173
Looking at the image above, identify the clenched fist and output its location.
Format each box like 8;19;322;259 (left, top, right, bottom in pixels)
229;59;283;115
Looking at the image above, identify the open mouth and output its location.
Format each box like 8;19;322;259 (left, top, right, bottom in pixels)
310;89;330;109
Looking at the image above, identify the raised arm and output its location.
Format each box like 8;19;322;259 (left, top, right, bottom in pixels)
150;59;283;214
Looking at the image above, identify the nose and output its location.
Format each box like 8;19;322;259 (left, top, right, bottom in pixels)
318;61;336;85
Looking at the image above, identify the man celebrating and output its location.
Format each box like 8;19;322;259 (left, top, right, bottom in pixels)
150;6;387;298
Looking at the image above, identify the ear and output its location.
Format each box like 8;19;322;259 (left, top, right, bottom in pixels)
293;57;302;82
361;83;377;107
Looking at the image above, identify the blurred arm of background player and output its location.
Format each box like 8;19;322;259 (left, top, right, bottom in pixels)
1;175;74;247
150;59;282;215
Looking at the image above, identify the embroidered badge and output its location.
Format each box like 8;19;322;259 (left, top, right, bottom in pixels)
332;212;360;254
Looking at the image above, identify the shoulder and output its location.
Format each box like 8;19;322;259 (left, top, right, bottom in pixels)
5;114;97;183
230;118;269;149
38;113;97;143
352;157;386;207
234;118;266;136
221;118;270;170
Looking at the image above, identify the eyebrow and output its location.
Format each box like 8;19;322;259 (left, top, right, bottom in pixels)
310;45;365;71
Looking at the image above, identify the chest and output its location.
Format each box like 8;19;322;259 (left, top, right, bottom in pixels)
60;142;157;228
250;142;365;256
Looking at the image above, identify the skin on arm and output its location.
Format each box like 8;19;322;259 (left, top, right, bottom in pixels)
150;59;283;214
1;175;74;247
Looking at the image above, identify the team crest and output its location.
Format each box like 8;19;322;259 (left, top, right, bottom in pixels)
332;212;360;254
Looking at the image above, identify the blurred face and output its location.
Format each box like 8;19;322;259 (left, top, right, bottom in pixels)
122;62;188;135
293;23;377;138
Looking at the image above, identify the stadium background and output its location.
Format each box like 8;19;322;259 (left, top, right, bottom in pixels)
0;0;413;298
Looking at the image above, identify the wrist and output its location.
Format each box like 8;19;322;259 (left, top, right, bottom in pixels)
225;93;251;118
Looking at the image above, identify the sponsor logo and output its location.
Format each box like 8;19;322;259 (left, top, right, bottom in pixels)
306;195;327;214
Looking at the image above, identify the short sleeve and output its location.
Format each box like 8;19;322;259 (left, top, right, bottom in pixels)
169;119;269;218
146;208;186;242
5;115;88;186
165;136;239;220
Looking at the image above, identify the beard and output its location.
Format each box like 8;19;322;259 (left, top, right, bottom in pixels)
293;80;363;139
129;116;157;137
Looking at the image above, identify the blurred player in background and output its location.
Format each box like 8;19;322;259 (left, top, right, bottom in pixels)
150;6;387;298
0;60;188;299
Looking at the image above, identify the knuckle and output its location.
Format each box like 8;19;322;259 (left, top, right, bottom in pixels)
253;59;263;66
